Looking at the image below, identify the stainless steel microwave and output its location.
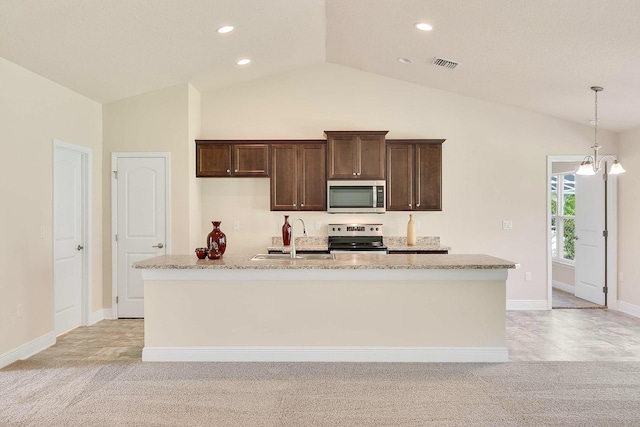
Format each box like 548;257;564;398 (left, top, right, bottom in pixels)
327;180;386;213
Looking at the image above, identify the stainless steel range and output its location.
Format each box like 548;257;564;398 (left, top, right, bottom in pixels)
327;223;388;254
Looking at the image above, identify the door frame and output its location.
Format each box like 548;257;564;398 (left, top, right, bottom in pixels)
111;152;171;318
53;139;92;329
546;155;618;310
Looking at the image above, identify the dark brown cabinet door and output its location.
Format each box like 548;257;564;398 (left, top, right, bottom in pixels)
386;140;443;211
357;135;386;179
233;144;269;176
386;144;414;210
299;144;326;210
325;131;387;180
196;144;233;177
270;145;298;210
196;142;269;177
327;134;357;179
270;143;326;211
415;143;441;211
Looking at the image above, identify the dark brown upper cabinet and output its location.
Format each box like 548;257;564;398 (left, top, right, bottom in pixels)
325;131;388;180
386;139;444;211
196;141;269;177
270;142;326;211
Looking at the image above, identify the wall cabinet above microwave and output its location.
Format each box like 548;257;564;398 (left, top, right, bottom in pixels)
196;141;269;177
325;131;388;180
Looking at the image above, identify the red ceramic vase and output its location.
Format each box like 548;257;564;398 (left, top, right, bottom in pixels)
282;215;292;246
207;221;227;256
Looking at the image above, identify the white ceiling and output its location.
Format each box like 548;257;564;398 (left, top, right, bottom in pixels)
2;0;639;132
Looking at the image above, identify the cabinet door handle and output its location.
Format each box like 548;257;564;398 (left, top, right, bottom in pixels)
356;172;361;176
416;203;420;207
293;203;296;207
226;169;230;174
301;203;304;207
408;203;412;208
152;243;164;248
76;245;84;251
352;172;356;176
234;169;238;173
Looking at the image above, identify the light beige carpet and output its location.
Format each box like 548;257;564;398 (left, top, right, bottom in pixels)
2;360;640;426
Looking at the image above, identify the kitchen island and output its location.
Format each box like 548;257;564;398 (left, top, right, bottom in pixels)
134;253;518;363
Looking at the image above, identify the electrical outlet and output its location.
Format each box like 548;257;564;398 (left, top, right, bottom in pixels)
502;220;513;230
233;220;240;230
315;221;321;231
525;272;532;281
415;221;421;230
17;304;23;318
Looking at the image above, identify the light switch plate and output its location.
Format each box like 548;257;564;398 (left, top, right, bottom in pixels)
315;221;321;231
415;221;421;230
233;220;240;230
502;220;513;230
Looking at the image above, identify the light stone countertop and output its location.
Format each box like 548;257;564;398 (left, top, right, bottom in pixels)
133;253;518;270
268;236;449;253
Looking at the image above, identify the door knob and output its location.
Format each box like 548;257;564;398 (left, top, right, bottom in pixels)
76;245;84;251
153;243;164;248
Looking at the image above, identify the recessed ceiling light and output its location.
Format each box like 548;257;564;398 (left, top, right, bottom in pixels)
217;25;234;34
237;58;251;65
398;58;413;64
415;23;433;31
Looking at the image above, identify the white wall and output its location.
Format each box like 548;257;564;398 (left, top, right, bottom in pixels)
188;85;202;249
102;83;200;308
198;63;618;302
552;263;575;288
0;57;102;357
618;127;640;309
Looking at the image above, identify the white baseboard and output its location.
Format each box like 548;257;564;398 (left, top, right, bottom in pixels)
0;332;55;369
552;280;575;294
617;300;640;318
90;308;114;325
506;300;548;310
142;346;509;363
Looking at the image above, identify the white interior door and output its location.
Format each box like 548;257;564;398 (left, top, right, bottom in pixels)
115;156;167;318
54;147;84;334
575;171;605;305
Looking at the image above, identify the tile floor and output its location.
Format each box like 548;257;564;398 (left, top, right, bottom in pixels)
28;307;640;364
507;309;640;361
552;287;603;309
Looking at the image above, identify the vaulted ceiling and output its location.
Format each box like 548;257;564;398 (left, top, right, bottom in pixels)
2;0;640;131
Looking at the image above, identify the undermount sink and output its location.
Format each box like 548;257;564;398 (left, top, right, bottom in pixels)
250;253;336;261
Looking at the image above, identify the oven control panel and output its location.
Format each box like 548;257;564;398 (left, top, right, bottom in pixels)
328;224;383;237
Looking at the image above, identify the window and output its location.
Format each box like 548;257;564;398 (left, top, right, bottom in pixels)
551;173;575;263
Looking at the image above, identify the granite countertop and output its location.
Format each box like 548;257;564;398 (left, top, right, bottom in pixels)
133;254;518;270
384;237;450;252
268;236;449;253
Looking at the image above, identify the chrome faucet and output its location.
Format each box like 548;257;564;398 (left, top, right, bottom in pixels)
290;218;308;259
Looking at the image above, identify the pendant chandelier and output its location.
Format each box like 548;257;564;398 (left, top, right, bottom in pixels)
576;86;625;176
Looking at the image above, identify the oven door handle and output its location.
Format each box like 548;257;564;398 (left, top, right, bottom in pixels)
330;250;388;254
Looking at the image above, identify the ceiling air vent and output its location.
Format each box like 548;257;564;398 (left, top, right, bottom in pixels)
432;57;459;70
